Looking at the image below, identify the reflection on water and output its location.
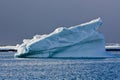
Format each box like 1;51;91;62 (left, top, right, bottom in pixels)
108;51;120;57
0;52;120;80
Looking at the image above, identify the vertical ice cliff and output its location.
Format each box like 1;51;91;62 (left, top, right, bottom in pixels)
15;18;114;58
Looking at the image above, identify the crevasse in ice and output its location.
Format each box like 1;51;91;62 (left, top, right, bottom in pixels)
15;18;114;58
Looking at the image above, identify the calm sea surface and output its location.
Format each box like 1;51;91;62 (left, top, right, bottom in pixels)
0;52;120;80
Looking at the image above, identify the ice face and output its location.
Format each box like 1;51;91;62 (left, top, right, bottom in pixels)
15;18;114;58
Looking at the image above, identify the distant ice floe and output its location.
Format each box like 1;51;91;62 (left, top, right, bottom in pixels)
0;46;17;51
14;18;117;58
106;43;120;49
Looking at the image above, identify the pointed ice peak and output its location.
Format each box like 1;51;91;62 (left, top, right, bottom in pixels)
69;17;102;30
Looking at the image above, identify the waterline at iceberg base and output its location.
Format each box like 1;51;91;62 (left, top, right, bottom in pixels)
15;18;115;58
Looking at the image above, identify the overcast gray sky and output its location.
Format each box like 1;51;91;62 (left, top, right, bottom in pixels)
0;0;120;45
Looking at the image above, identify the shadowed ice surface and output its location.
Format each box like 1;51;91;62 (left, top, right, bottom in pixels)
0;52;120;80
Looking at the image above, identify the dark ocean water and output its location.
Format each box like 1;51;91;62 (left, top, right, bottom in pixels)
0;52;120;80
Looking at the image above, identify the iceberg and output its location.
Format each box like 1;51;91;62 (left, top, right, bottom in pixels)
15;18;114;58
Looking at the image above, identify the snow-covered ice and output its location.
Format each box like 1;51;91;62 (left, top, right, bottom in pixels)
106;43;120;49
15;18;115;58
0;46;17;51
